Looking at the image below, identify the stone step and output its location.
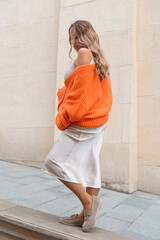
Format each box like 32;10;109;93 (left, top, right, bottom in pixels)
0;199;136;240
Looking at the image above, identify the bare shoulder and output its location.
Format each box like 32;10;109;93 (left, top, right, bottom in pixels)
75;48;92;68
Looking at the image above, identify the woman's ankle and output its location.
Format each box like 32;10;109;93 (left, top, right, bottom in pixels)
78;209;84;219
83;196;93;212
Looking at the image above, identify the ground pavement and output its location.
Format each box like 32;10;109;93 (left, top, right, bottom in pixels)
0;160;160;240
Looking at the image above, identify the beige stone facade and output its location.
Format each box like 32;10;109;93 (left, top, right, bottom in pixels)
0;0;159;195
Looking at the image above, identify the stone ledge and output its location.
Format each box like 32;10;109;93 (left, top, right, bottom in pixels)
0;199;136;240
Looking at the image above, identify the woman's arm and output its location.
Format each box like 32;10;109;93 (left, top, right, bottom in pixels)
57;86;65;111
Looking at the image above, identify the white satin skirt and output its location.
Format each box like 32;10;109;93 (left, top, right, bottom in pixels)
41;122;107;188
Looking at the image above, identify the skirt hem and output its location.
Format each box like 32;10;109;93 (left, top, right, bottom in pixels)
40;168;101;189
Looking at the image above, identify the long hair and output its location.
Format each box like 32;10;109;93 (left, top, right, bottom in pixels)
68;20;110;82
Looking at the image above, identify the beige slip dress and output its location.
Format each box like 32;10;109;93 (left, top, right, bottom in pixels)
41;55;107;188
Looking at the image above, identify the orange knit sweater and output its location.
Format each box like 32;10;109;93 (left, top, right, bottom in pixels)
55;63;113;131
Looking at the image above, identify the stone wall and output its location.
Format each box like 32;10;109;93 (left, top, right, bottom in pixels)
0;0;60;167
137;0;160;195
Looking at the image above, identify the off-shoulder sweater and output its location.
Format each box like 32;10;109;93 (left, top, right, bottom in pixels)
55;63;113;131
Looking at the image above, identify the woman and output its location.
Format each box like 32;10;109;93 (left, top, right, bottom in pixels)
41;20;113;232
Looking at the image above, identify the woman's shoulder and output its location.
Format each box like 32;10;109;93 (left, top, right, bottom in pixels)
75;48;92;68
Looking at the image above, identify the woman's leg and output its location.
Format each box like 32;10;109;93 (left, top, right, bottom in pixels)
78;187;100;219
86;187;100;196
58;179;93;216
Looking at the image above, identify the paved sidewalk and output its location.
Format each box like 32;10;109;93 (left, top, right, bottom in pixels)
0;160;160;240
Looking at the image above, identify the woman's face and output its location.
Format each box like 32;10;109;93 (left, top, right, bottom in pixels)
69;27;80;51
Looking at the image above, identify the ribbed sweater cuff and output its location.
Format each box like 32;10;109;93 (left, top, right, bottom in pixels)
55;113;71;131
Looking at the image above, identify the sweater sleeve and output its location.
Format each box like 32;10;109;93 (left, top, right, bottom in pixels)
55;70;94;131
57;86;65;111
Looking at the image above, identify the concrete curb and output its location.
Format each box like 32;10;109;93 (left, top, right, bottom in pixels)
0;199;137;240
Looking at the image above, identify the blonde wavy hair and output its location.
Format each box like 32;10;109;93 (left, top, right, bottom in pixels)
68;20;110;82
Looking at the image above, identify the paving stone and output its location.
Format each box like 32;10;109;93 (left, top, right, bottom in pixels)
101;188;131;198
49;184;74;194
28;169;52;177
11;175;50;184
39;178;62;187
33;199;76;216
127;204;160;239
0;175;15;181
99;188;111;195
51;193;80;207
12;176;62;187
95;215;130;233
153;199;160;206
0;180;22;189
3;170;38;178
131;191;160;201
0;168;7;173
118;230;158;240
62;204;84;216
7;182;51;196
0;188;26;200
98;202;114;217
5;198;36;208
41;189;71;200
37;173;56;180
9;190;60;207
122;196;155;209
39;179;63;188
100;193;131;208
105;204;144;223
